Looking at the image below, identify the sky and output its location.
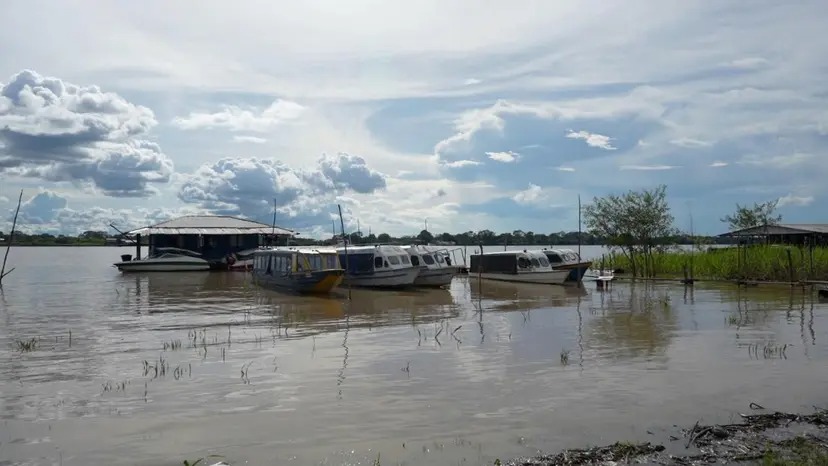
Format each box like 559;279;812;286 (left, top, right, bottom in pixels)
1;0;827;238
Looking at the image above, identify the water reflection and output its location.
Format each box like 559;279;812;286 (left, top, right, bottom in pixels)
586;283;678;362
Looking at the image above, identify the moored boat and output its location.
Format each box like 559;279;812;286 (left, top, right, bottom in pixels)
336;245;420;288
403;245;460;287
542;248;593;285
469;250;569;285
227;248;259;271
253;247;344;294
114;248;210;272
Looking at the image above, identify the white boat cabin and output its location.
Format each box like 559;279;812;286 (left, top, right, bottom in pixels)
336;245;414;274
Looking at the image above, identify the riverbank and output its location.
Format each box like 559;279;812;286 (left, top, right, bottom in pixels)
500;405;828;465
604;245;828;282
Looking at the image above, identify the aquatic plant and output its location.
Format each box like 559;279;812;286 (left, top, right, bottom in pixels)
15;337;38;352
560;349;570;365
609;245;828;282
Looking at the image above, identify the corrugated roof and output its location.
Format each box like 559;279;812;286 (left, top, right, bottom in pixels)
127;215;294;236
719;223;828;237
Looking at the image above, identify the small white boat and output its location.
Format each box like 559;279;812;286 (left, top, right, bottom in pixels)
227;248;259;271
403;245;460;287
336;245;420;288
469;250;569;285
114;248;210;272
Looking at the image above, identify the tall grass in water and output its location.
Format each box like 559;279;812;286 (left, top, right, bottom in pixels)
610;245;828;281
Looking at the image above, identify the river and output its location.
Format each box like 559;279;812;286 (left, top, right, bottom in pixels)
0;246;825;465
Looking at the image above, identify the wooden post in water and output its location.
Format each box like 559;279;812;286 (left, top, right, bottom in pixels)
0;189;23;286
135;234;142;260
337;204;351;300
477;241;483;293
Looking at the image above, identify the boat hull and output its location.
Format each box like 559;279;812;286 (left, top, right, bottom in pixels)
414;267;458;287
474;270;569;285
115;261;210;272
342;266;420;288
254;269;344;294
554;261;593;284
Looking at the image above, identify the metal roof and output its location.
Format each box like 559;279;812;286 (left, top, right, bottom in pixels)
127;215;294;236
719;223;828;237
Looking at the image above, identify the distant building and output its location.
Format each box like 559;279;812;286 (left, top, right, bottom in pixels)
126;215;295;265
718;224;828;246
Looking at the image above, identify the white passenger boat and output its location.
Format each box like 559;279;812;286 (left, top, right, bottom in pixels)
469;250;569;285
542;248;593;285
403;245;460;287
114;248;210;272
336;245;420;288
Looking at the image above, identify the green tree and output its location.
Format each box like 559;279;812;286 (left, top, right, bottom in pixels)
417;229;434;243
721;199;782;231
583;184;676;277
377;233;391;243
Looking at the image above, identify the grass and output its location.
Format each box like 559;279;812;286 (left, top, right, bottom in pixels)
15;337;38;352
608;245;828;282
762;436;828;465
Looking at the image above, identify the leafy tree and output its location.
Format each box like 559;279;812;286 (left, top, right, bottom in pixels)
377;233;391;243
583;184;676;277
721;199;782;231
417;229;434;243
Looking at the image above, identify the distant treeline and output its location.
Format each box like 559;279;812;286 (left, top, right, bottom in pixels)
0;229;734;247
295;229;734;247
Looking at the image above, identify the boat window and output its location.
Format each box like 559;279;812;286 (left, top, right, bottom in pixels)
400;255;410;265
539;257;550;267
566;253;578;261
530;258;540;267
388;255;401;265
422;254;436;265
434;254;444;264
324;254;339;269
410;255;420;266
517;257;531;268
374;256;384;268
306;255;322;271
547;253;563;264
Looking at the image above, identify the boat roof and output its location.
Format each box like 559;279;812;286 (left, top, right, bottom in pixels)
127;215;294;236
336;244;407;254
544;248;578;255
155;247;203;257
472;250;537;256
255;246;338;255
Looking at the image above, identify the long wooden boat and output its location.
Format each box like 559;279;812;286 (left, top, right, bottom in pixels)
253;247;344;294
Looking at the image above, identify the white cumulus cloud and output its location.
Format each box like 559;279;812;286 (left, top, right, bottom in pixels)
172;99;305;132
485;151;519;163
777;194;814;207
565;129;616;150
233;135;267;144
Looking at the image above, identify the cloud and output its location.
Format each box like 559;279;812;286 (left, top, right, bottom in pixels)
463;78;481;86
565;130;616;150
620;165;679;171
555;166;576;172
710;161;729;168
0;196;8;203
0;70;173;197
670;137;712;148
444;159;481;168
738;153;813;169
511;183;567;207
726;57;770;70
777;194;814;207
485;151;518;163
16;190;68;224
177;153;387;229
233;135;267;144
172;99;305;132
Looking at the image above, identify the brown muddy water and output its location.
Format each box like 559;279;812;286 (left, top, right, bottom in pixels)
0;247;826;466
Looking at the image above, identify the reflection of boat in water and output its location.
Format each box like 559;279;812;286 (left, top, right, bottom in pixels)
469;250;569;284
254;287;458;333
113;248;210;272
466;276;587;312
253;247;344;294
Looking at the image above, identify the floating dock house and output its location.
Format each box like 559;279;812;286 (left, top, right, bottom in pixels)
123;215;294;269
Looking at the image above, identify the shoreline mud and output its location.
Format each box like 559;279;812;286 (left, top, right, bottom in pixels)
500;405;828;465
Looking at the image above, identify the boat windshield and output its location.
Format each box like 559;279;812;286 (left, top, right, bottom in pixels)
539;256;550;267
422;254;436;265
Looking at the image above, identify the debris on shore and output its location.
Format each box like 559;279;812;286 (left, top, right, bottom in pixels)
500;405;828;465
